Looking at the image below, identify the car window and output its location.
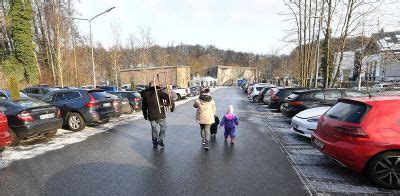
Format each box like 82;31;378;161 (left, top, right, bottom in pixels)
256;87;264;91
324;91;342;100
42;93;55;103
65;91;82;100
90;92;112;100
11;99;49;108
23;88;31;94
325;101;368;123
0;92;7;100
55;92;67;102
31;88;40;94
40;89;49;95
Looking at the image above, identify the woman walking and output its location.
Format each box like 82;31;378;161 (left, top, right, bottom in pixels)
193;88;217;150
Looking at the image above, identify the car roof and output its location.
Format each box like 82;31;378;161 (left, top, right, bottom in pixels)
344;96;400;103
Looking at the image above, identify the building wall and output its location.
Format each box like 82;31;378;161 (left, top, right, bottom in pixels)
207;66;255;85
119;66;190;87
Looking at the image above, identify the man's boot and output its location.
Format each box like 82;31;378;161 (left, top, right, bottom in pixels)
152;139;158;149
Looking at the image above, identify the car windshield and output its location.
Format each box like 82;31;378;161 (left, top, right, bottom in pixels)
325;101;368;123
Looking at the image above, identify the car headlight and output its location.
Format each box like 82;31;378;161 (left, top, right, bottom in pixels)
307;116;321;122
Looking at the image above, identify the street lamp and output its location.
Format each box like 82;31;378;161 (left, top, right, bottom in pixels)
73;6;116;88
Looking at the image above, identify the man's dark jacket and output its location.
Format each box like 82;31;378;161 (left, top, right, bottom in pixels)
141;87;175;121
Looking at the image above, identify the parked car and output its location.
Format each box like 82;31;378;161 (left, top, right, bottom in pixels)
0;90;30;100
0;99;62;145
281;89;368;117
0;108;11;152
248;84;270;102
172;85;190;100
22;86;59;100
189;86;202;97
97;85;122;92
267;88;307;110
108;94;133;115
263;87;278;104
81;85;95;90
41;89;116;132
312;96;400;189
369;83;394;93
108;91;142;112
291;106;331;138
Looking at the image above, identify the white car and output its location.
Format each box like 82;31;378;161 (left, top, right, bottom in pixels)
247;85;269;101
291;106;331;138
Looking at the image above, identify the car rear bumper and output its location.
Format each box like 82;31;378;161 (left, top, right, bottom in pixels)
117;104;132;115
85;110;116;124
0;129;11;148
11;118;63;139
311;133;372;172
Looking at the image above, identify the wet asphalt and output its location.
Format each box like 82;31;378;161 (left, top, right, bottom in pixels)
0;87;307;196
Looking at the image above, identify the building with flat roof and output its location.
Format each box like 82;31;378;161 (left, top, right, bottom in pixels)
120;65;191;88
207;65;256;85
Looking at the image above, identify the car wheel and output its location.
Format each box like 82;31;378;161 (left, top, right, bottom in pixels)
366;151;400;189
9;129;20;146
253;96;259;103
45;129;58;137
67;112;86;132
177;94;182;100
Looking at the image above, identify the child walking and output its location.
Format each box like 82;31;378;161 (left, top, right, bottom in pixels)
220;105;239;144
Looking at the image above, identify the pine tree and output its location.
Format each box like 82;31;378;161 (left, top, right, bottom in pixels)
9;0;38;84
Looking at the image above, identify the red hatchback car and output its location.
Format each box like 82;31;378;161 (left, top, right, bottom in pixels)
0;108;11;153
312;96;400;189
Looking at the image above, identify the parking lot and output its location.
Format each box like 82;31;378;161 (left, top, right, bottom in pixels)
247;98;400;195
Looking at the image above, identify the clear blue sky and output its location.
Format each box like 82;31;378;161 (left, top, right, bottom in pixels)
75;0;288;54
75;1;399;55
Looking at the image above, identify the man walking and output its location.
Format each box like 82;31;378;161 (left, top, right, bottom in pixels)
142;82;175;149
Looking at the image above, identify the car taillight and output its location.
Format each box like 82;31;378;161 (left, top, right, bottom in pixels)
133;98;141;102
272;96;280;100
86;94;99;108
0;111;7;123
56;108;61;118
334;125;367;137
18;111;33;122
289;101;304;106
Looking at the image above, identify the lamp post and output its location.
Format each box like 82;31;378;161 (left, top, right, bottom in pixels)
73;6;116;88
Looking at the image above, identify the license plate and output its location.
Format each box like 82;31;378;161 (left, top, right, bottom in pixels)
313;138;325;149
103;103;111;107
121;101;128;105
284;103;288;107
40;113;55;120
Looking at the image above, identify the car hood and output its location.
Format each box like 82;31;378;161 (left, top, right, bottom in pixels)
295;106;331;118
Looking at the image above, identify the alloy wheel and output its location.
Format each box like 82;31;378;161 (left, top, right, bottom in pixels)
69;116;81;130
375;156;400;187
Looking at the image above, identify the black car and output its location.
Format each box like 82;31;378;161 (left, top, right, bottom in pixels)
0;99;62;145
281;89;368;117
108;91;142;112
267;87;306;109
97;85;122;92
41;89;116;132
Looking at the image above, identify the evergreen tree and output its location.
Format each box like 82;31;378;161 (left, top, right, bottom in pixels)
9;0;38;84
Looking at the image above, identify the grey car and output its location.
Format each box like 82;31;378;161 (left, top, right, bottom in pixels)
22;86;59;100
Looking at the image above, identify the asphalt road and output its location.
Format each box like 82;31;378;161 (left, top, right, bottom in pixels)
0;87;307;196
